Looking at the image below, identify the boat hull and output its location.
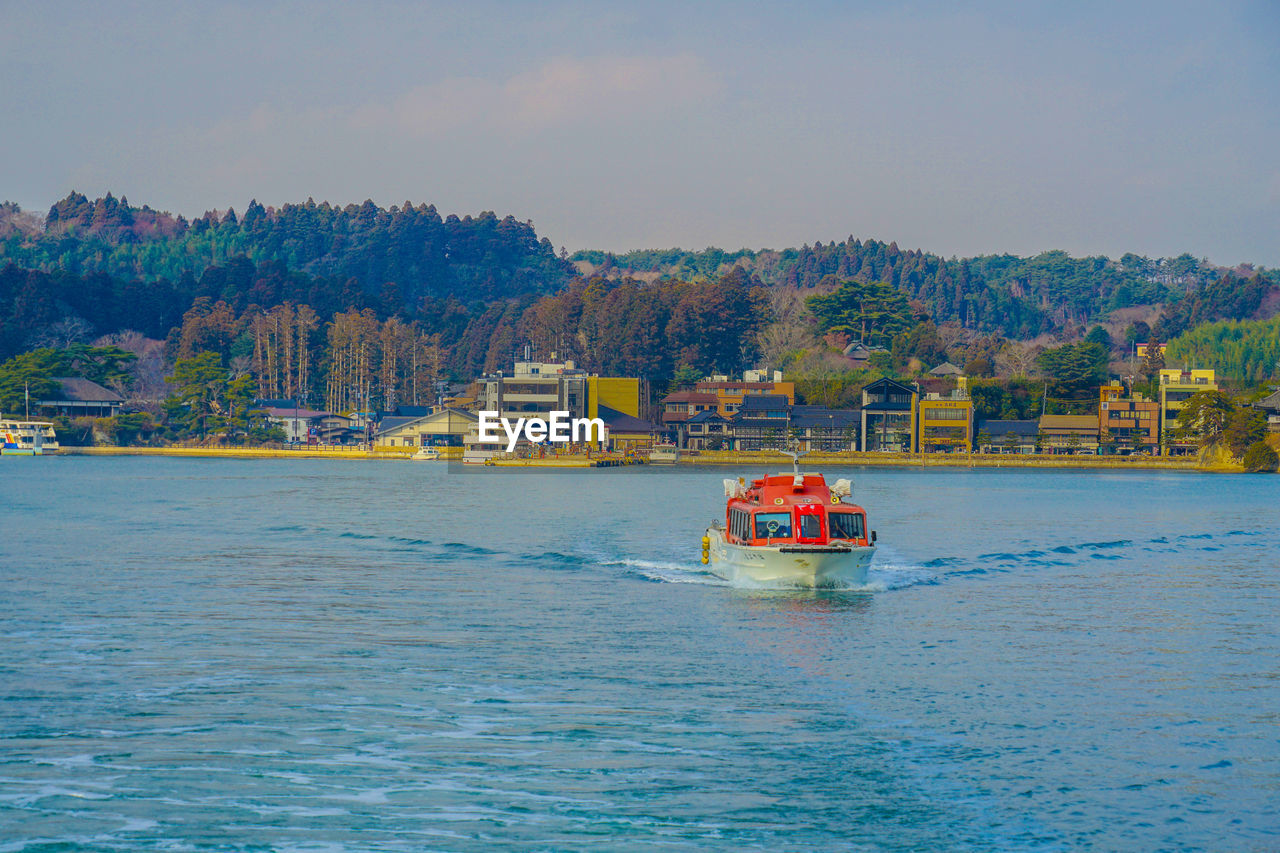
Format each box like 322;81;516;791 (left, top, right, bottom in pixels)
706;528;875;588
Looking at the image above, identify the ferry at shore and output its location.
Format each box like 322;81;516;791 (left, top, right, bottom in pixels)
702;452;876;587
1;419;59;456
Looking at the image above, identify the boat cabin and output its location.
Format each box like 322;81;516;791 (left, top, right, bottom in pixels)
724;472;870;547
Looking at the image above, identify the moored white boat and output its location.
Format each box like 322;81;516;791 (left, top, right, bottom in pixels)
702;451;876;587
1;419;58;456
410;447;441;461
648;443;680;464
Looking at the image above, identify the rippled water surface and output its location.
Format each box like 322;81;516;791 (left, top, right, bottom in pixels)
2;458;1278;851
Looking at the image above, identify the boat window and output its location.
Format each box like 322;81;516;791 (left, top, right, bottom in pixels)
798;513;821;539
754;512;792;539
828;511;864;540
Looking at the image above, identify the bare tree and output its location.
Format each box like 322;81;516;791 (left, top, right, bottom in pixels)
996;341;1042;379
29;316;95;349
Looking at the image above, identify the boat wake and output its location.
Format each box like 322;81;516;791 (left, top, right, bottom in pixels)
603;558;729;585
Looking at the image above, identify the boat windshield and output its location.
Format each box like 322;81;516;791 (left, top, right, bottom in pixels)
754;512;792;539
828;511;864;540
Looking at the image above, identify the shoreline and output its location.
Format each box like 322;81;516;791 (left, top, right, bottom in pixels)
48;445;1223;471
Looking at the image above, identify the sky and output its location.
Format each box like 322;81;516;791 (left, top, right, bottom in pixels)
2;0;1277;265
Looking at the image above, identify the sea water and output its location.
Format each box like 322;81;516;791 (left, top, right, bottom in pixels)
1;458;1277;851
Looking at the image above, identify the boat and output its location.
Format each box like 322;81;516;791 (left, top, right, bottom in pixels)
702;451;876;587
1;419;59;456
648;443;681;464
410;446;441;461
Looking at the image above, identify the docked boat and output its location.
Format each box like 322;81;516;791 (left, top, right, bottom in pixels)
1;419;58;456
648;443;680;464
702;452;876;587
410;446;441;461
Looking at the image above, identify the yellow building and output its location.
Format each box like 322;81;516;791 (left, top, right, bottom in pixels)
1158;368;1217;455
917;395;974;453
587;376;641;419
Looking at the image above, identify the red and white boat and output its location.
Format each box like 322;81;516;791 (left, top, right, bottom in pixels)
703;453;876;587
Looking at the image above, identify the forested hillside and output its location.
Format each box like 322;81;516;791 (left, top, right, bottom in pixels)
1;193;574;303
573;241;1264;338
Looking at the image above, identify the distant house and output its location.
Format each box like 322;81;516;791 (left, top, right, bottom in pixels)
683;409;733;450
264;406;331;443
976;419;1039;454
1255;388;1280;434
928;361;964;377
38;377;125;418
1039;414;1099;454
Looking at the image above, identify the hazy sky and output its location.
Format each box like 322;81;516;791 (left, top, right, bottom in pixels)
2;1;1277;265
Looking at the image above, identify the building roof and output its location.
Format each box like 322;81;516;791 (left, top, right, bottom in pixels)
264;407;329;419
374;407;477;437
45;377;124;403
738;394;790;412
929;361;964;376
661;391;719;404
861;377;917;395
598;405;657;434
791;405;858;428
977;419;1039;438
1256;389;1280;411
686;409;731;424
394;405;436;417
1039;414;1098;431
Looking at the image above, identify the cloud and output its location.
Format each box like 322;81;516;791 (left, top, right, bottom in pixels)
350;53;720;136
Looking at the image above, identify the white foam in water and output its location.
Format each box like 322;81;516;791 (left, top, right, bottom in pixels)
604;558;729;585
605;554;936;592
866;547;941;591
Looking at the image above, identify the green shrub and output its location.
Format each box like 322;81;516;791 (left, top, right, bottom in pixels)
1242;441;1279;473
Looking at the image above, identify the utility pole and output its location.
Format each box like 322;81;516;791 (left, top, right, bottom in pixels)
25;382;30;419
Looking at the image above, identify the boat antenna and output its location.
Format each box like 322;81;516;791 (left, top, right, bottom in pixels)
781;438;808;475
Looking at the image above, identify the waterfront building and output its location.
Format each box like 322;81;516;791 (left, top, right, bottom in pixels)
860;378;918;453
790;405;859;452
1038;414;1100;454
37;377;125;419
1098;382;1159;453
1158;368;1217;455
975;419;1039;454
917;379;973;453
478;360;640;425
375;408;479;448
730;394;792;451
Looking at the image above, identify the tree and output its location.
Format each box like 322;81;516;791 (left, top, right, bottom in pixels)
806;278;913;348
1141;337;1165;379
1242;441;1278;473
164;352;227;437
671;364;702;389
1035;342;1108;389
1084;325;1113;351
1170;390;1235;448
1223;408;1267;459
